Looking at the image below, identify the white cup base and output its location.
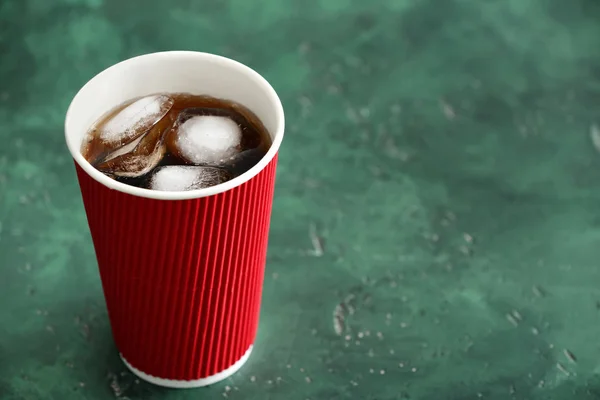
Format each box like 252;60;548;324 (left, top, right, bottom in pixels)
120;345;253;388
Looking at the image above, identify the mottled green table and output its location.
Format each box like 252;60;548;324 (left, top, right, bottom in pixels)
2;0;600;399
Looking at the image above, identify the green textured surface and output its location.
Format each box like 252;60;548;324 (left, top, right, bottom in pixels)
2;0;600;399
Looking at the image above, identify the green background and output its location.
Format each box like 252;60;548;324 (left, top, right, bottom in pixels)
2;0;600;399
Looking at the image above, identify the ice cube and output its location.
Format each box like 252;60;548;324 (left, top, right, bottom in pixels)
99;94;174;146
167;113;242;165
95;110;174;177
149;165;232;191
82;94;174;165
96;139;165;178
219;147;265;174
101;135;144;162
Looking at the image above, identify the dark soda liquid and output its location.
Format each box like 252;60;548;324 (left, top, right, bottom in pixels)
81;93;272;190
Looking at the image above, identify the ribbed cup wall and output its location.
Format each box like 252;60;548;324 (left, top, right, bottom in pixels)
75;155;278;380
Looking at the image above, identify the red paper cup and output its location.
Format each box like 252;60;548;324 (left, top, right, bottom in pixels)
64;52;285;388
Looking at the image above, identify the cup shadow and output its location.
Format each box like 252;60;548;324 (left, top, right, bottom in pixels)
0;295;172;400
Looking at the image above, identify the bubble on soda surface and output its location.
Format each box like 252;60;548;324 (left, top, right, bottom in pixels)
149;165;232;191
170;115;242;164
98;94;174;146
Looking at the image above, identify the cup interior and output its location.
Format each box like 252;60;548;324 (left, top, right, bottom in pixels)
65;51;285;200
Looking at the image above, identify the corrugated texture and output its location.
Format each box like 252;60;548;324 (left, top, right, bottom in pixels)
75;155;278;381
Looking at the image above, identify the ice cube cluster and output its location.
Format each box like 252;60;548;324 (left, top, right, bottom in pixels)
85;94;246;191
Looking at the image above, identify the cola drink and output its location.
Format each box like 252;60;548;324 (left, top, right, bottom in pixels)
66;51;286;388
81;93;272;191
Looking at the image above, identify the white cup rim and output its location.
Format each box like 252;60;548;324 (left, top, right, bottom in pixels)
65;51;285;200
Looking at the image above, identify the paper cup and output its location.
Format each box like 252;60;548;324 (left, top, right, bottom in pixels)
65;52;285;388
